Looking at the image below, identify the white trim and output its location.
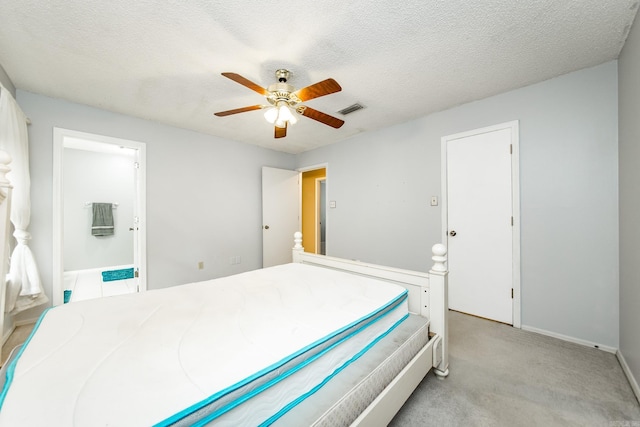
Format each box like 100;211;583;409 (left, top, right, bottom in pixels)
1;325;15;346
52;128;147;307
617;350;640;403
297;162;328;173
315;177;326;254
441;120;521;328
2;318;36;346
297;163;329;255
52;132;64;307
521;324;617;353
13;317;37;328
509;122;521;328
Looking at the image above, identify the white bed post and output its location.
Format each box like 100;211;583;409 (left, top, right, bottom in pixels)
0;150;12;344
429;243;449;378
292;231;304;263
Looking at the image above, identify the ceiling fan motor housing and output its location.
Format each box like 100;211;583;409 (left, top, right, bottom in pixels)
266;81;300;106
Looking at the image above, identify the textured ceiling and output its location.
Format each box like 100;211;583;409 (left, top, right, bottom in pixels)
0;1;637;154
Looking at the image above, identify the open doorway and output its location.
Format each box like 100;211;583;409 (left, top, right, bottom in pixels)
53;128;147;306
301;167;326;254
318;178;327;255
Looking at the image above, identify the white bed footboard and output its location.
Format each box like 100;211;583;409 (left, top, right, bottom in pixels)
291;232;449;376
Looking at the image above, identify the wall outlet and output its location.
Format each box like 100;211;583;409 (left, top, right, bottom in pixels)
229;256;241;265
198;261;204;270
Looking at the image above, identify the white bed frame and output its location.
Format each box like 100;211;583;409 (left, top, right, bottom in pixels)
292;232;449;426
0;151;12;345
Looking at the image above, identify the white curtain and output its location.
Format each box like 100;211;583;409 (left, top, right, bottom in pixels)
0;83;48;314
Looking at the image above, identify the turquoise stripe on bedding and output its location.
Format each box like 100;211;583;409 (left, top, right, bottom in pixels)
156;289;408;427
0;308;53;409
196;312;410;427
259;313;410;426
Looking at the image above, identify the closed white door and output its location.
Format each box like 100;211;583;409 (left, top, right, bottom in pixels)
444;123;518;325
262;167;300;267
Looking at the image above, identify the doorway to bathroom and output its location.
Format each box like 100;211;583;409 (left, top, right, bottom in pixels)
52;128;147;306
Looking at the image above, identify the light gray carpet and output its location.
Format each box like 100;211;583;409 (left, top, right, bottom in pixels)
390;311;640;426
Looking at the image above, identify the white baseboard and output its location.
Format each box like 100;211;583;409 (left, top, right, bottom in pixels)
2;317;37;346
14;317;38;328
521;324;617;353
1;324;16;346
617;350;640;404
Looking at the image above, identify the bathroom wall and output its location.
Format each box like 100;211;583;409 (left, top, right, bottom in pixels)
63;146;135;271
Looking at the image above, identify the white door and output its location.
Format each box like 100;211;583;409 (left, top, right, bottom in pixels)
443;122;519;325
262;167;300;267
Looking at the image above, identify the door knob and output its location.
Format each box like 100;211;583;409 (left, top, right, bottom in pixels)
449;230;457;236
264;225;270;230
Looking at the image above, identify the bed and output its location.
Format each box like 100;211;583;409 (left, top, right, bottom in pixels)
0;228;448;426
0;150;13;349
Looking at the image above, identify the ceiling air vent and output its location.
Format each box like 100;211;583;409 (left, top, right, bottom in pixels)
337;103;365;115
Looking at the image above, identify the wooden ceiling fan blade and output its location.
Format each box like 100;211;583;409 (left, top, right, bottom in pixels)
275;123;287;138
300;106;345;129
214;105;263;117
221;72;268;96
294;78;342;102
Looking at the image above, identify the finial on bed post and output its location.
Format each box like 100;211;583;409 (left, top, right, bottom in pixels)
429;243;449;378
292;232;304;263
431;243;447;272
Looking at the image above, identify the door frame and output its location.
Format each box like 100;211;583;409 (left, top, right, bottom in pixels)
52;128;147;306
315;177;327;254
440;121;521;327
298;163;328;253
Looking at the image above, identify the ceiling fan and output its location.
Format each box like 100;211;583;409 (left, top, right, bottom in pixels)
214;69;345;139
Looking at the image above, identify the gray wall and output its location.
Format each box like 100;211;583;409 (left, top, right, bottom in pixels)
18;90;294;318
15;61;622;349
619;13;640;395
0;62;16;97
63;148;135;271
297;61;619;348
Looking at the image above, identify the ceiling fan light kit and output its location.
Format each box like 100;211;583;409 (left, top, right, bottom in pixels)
214;69;345;139
264;100;298;128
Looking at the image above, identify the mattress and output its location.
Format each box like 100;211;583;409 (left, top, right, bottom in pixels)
0;263;409;426
274;314;431;427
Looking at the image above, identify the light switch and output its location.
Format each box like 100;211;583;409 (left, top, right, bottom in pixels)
430;196;438;206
